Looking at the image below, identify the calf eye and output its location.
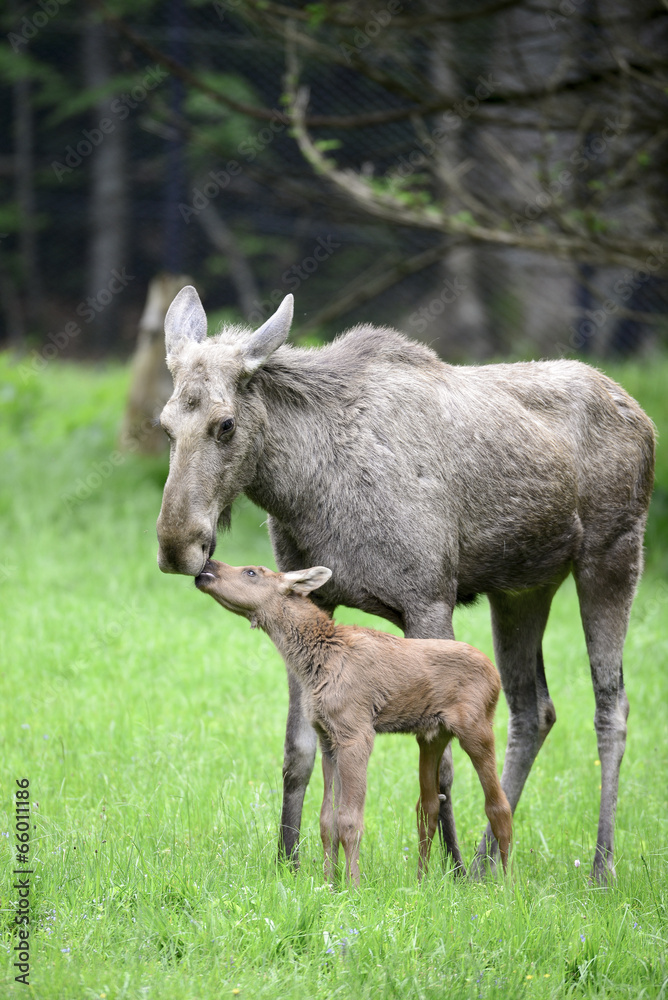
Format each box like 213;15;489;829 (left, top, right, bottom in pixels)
216;416;235;441
243;568;257;577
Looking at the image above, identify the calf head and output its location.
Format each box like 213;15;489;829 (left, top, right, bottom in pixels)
195;560;332;624
156;286;294;576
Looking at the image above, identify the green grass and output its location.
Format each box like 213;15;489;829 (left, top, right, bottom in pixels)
0;354;666;999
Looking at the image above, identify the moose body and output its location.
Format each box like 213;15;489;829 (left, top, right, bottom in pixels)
195;560;512;885
157;287;655;882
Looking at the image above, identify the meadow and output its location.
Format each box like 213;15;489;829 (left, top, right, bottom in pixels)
0;352;666;999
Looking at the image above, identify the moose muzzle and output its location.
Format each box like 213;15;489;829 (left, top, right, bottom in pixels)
156;516;217;576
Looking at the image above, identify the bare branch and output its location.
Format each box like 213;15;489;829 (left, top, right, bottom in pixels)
285;54;668;273
295;242;458;334
194;203;260;322
242;0;526;28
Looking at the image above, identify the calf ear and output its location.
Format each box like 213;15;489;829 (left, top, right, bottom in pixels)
280;566;332;596
241;294;294;376
164;285;208;355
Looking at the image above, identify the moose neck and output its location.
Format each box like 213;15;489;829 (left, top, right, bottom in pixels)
259;597;337;682
243;346;343;522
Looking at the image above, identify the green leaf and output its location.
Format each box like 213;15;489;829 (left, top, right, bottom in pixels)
313;139;342;153
305;4;328;27
450;210;476;227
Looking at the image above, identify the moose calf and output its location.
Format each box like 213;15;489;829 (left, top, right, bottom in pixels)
196;559;512;885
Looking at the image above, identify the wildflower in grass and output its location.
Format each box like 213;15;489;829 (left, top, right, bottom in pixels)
61;947;70;953
574;859;580;867
580;933;586;943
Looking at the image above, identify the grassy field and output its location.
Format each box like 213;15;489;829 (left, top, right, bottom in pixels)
0;353;666;999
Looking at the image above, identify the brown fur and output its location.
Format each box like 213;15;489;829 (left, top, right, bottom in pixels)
195;560;512;886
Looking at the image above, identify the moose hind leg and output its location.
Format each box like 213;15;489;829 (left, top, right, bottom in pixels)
405;601;466;874
280;671;317;866
575;534;641;884
458;722;512;874
472;585;558;876
416;732;450;881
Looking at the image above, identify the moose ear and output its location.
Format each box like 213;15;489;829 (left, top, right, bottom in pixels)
280;566;332;596
164;285;208;355
241;294;294;376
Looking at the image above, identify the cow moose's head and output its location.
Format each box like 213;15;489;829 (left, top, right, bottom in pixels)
156;285;294;576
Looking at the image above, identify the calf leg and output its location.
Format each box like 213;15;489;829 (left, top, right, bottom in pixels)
458;721;512;873
574;533;641;884
472;585;558;876
280;671;317;866
319;742;341;883
334;734;374;887
416;732;450;881
405;601;465;874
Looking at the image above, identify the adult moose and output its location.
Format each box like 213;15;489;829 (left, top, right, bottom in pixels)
156;285;654;883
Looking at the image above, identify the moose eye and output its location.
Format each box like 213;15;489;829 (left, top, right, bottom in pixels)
243;568;257;578
216;416;235;441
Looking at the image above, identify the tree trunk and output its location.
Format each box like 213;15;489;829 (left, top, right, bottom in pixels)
119;273;190;454
13;73;43;344
83;15;128;353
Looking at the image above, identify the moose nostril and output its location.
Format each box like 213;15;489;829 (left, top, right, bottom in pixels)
208;535;217;558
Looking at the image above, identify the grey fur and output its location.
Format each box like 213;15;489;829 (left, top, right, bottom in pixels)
164;285;208;353
156;290;655;883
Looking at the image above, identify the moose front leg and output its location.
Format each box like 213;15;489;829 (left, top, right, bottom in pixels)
334;736;374;887
280;671;317;866
319;741;341;883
